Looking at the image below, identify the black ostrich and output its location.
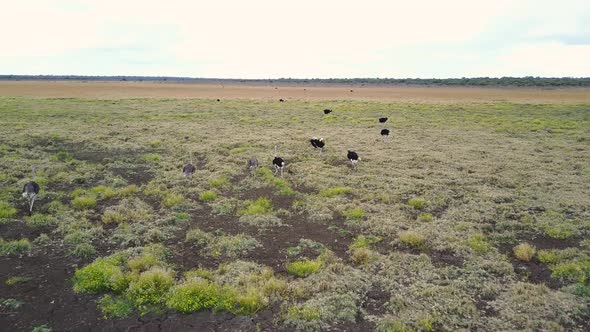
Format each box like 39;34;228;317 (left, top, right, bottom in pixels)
381;128;390;137
22;166;40;214
310;137;325;153
323;109;332;115
347;150;360;168
379;117;388;124
272;156;285;177
279;99;285;102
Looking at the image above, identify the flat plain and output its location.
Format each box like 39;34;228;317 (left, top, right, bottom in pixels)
0;82;589;331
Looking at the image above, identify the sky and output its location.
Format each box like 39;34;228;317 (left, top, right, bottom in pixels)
1;0;589;78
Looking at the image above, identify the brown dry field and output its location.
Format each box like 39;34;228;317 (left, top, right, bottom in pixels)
1;80;590;103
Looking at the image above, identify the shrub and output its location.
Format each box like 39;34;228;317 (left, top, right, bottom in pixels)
408;197;426;209
102;198;152;224
286;259;323;277
185;229;212;247
417;212;433;222
25;214;55;228
234;291;265;315
209;177;230;188
550;260;590;284
162;193;184;208
33;233;51;245
141;153;161;163
166;279;235;313
399;231;426;249
91;186;117;200
543;224;575;239
199;191;218;202
0;238;31;256
467;233;491;254
31;325;52;332
343;208;364;220
98;294;134;318
72;258;123;294
127;253;162;273
118;184;139;197
240;197;273;216
5;276;31;286
71;243;96;258
287;304;321;321
537;250;561;264
319;187;353;198
126;267;174;310
513;243;536;262
0;298;25;310
0;202;17;220
63;231;92;246
350;247;375;265
349;235;382;250
72;196;97;210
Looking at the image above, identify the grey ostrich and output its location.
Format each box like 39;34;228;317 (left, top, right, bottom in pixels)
183;152;196;178
22;166;40;214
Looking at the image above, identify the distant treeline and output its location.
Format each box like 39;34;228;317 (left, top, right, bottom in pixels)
1;75;590;87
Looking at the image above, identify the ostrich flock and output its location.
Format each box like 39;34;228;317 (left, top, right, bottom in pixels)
21;107;390;214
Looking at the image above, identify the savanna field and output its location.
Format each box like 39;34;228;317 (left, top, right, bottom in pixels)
0;92;589;331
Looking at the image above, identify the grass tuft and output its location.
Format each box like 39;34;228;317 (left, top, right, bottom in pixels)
513;243;536;262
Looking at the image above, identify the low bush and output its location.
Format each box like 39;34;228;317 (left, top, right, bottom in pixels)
513;243;536;262
0;202;17;220
408;197;426;209
167;279;235;313
319;187;353;198
98;294;134;318
240;197;273;216
399;231;426;249
72;196;97;210
286;259;323;277
199;191;218;202
0;238;31;256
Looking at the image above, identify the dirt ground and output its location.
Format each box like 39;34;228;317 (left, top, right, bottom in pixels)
1;81;590;103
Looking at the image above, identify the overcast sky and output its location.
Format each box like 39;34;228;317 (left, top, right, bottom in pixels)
1;0;589;78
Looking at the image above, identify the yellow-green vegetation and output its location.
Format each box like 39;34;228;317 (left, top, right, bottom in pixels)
239;197;273;215
286;258;323;277
467;233;491;254
399;231;427;249
71;195;97;210
185;228;260;258
2;97;590;330
0;238;31;256
101;198;153;224
5;276;31;285
407;197;426;209
513;243;536;262
199;190;218;202
0;201;17;220
318;186;353;198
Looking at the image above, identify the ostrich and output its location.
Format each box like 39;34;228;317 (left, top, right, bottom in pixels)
323;109;332;115
310;137;325;153
22;166;40;215
248;156;259;172
183;153;196;178
279;99;285;102
381;128;390;138
272;156;285;177
379;116;388;124
347;150;360;168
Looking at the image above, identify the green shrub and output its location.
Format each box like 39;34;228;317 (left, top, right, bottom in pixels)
98;294;134;318
240;197;273;216
550;260;590;284
0;202;17;220
349;235;382;250
513;243;536;262
91;185;117;200
25;214;55;228
127;254;162;273
467;233;491;254
537;250;561;264
0;238;31;256
287;304;321;321
72;258;123;294
33;233;51;245
53;151;73;162
417;212;433;222
286;259;323;277
31;325;52;332
162;193;184;208
319;187;353;198
209;177;230;188
126;267;174;310
102;198;153;224
408;197;426;209
234;291;265;315
118;184;139;197
5;276;31;285
0;298;25;310
72;196;97;210
63;231;92;246
343;207;364;220
199;191;218;202
185;229;212;247
166;279;235;313
399;231;426;249
71;243;96;258
141;153;161;163
543;224;575;239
